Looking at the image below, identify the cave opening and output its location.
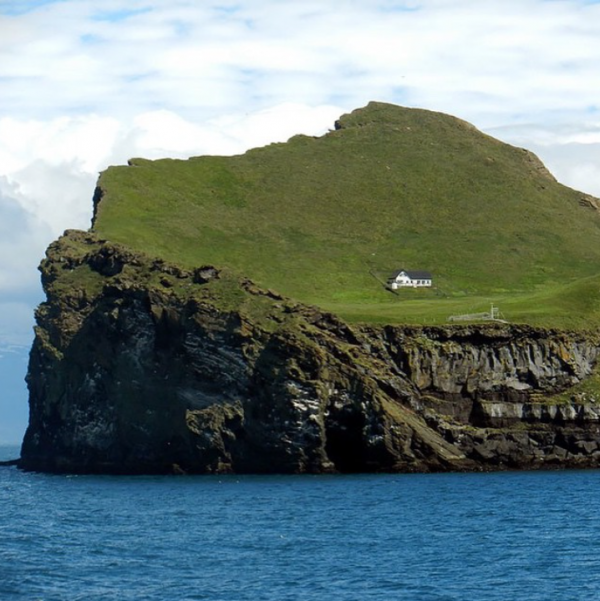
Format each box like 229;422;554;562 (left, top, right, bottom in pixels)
325;407;367;473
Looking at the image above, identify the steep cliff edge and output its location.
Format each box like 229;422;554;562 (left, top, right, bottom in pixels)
20;231;600;474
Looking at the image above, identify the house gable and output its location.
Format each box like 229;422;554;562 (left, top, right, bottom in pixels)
388;269;432;289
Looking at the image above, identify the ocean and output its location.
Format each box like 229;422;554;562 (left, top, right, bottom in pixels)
2;443;600;600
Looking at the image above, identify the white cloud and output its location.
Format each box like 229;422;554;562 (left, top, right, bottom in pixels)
486;120;600;196
0;177;52;293
529;142;600;198
0;301;37;351
1;0;599;125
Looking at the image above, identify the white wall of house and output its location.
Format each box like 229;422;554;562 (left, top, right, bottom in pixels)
391;272;432;289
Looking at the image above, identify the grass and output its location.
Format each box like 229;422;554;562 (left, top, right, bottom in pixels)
91;102;600;329
318;273;600;329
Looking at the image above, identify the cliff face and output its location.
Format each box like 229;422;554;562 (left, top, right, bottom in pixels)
20;231;600;474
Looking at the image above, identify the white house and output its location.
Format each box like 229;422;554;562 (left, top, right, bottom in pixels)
388;269;432;289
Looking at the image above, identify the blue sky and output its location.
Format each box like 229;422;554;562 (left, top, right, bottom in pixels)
2;0;600;444
0;0;58;15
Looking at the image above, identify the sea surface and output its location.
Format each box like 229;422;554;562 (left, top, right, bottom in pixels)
2;444;600;601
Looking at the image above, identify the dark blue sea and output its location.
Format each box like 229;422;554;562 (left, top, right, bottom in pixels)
2;444;600;601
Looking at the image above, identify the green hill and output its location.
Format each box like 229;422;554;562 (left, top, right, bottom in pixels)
92;101;600;328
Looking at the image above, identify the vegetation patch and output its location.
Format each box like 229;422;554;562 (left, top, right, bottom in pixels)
92;102;600;328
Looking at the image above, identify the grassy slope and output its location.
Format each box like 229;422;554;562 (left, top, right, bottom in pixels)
93;102;600;328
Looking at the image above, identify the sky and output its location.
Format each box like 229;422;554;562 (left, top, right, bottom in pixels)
2;0;600;444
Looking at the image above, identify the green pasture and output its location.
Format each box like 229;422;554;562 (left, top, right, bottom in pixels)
92;102;600;330
319;274;600;329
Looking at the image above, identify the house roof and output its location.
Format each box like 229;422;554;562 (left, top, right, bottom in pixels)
390;269;433;280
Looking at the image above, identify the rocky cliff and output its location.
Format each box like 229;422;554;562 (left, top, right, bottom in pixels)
19;230;600;474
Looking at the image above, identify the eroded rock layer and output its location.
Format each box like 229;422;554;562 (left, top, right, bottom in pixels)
20;231;600;474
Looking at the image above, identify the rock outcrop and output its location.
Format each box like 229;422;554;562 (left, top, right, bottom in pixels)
20;231;600;474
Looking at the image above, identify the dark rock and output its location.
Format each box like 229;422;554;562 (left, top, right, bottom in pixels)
192;266;220;284
19;230;600;475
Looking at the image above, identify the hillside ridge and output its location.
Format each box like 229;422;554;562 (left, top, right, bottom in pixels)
90;101;600;329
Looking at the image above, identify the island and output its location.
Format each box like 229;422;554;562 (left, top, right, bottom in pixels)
19;102;600;474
